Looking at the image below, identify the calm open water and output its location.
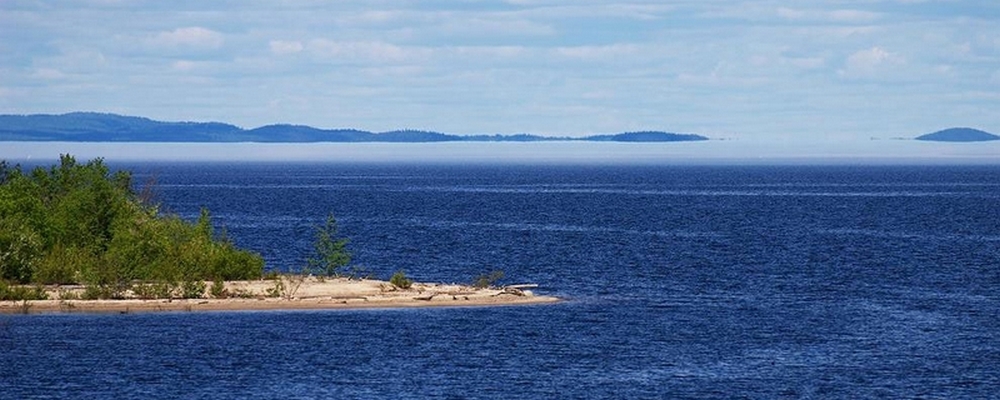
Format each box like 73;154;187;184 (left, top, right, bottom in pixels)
3;163;1000;399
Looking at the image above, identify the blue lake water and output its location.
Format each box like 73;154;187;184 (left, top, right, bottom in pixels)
3;163;1000;398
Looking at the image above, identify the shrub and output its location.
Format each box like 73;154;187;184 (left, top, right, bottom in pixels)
34;244;91;284
0;281;48;301
230;288;255;299
58;289;80;300
131;283;158;300
209;277;228;298
132;281;175;299
265;279;284;298
180;280;206;299
0;218;42;284
473;270;505;289
82;284;118;300
389;270;412;289
263;271;281;281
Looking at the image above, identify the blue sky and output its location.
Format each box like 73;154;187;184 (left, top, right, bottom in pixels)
1;0;998;139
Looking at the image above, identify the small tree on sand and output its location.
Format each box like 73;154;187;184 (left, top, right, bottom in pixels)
389;270;412;289
308;214;351;277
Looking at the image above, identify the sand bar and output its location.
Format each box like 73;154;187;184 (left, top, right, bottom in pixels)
0;277;560;314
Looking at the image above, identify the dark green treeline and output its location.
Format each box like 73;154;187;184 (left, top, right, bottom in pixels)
0;155;263;299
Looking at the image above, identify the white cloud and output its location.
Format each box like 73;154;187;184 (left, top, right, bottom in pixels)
515;3;675;21
775;7;880;24
30;68;68;80
789;57;826;69
839;46;904;78
307;39;428;64
776;7;806;20
269;40;303;55
358;65;427;78
449;45;530;60
353;10;405;24
829;9;880;24
825;26;882;38
555;44;640;60
152;27;224;49
438;17;555;37
171;60;197;72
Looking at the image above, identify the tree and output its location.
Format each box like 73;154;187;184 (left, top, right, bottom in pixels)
0;217;42;284
390;270;412;289
308;213;351;276
0;155;265;298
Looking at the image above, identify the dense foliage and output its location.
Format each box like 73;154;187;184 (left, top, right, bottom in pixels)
0;155;263;297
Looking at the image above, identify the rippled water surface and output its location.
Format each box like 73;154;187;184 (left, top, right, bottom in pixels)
3;164;999;399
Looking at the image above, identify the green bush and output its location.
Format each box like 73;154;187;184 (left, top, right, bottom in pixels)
0;217;42;284
389;270;412;289
473;270;505;289
180;280;206;299
34;244;90;284
81;284;118;300
0;281;48;301
209;277;228;298
132;281;175;299
0;155;264;292
264;279;284;298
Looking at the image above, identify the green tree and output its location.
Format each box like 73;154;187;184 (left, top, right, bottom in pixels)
308;213;352;276
0;216;42;283
473;270;505;289
0;155;265;299
390;270;412;289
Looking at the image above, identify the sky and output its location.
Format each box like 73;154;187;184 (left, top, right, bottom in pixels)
1;0;999;140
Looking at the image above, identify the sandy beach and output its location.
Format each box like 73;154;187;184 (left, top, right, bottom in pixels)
0;277;560;314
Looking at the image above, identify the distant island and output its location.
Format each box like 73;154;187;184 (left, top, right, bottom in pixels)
915;127;999;142
0;112;709;143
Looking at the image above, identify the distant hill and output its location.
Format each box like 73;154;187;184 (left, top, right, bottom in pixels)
916;128;999;142
246;125;373;142
586;131;709;142
0;112;710;143
375;130;458;142
0;112;243;141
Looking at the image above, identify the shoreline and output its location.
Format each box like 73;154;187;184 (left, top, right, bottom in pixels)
0;277;560;314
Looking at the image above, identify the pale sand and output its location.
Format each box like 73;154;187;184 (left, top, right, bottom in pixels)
0;277;560;314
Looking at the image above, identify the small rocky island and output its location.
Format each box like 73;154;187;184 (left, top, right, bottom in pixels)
915;127;999;142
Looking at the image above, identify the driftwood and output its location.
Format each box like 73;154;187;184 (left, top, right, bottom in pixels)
501;284;541;296
506;284;539;289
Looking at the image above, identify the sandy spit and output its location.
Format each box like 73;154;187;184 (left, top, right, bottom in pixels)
0;277;560;314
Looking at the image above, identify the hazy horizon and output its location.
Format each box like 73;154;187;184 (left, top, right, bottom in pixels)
2;140;998;166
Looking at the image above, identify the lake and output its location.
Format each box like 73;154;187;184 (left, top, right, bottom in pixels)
3;162;999;398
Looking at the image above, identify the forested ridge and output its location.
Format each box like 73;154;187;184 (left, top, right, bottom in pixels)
0;112;709;142
0;155;263;300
